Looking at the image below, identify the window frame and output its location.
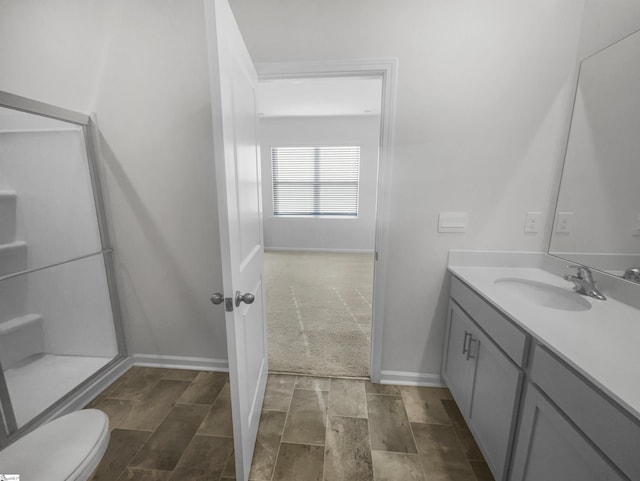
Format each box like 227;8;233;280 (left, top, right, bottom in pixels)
270;145;361;218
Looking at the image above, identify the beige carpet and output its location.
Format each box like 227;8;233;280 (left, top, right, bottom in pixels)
265;251;374;377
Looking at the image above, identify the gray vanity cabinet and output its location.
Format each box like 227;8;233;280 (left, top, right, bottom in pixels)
510;384;625;481
442;299;523;481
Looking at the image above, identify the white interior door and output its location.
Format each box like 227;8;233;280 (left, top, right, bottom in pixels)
204;1;268;480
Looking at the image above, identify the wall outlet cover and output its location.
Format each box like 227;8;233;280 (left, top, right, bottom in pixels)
555;212;574;233
524;212;542;233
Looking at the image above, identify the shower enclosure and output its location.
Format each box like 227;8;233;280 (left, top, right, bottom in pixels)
0;92;126;445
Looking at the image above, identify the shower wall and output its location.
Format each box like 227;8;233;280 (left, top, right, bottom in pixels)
0;109;117;358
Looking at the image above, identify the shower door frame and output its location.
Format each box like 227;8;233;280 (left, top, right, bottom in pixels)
0;91;127;445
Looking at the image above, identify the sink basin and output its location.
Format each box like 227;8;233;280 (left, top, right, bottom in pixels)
494;277;592;311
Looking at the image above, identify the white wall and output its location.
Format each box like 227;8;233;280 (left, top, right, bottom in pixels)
0;0;228;363
260;115;379;251
230;0;587;377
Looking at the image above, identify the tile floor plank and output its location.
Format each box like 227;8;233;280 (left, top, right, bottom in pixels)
249;410;288;480
169;434;234;481
371;451;426;481
90;429;151;481
263;374;296;411
328;379;367;418
271;443;324;481
411;422;477;481
400;386;452;425
129;404;209;471
198;382;233;438
120;380;191;431
282;389;328;445
177;372;228;405
116;468;171;481
324;416;373;481
110;368;168;402
367;394;417;453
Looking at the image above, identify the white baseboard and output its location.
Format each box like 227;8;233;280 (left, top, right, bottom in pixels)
265;247;375;254
379;370;445;387
131;354;229;372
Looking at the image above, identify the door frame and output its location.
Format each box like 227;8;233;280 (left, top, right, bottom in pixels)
256;59;398;382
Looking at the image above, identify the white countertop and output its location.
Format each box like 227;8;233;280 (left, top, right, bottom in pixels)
448;264;640;422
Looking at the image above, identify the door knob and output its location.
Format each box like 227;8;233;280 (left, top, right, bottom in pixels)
235;291;255;307
210;292;224;305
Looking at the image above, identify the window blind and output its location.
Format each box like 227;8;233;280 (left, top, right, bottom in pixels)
271;146;360;216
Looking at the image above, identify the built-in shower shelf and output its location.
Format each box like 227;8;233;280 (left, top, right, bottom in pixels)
0;313;44;369
0;241;27;277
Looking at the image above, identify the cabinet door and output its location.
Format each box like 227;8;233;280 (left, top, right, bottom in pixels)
511;384;626;481
466;325;523;481
441;302;474;412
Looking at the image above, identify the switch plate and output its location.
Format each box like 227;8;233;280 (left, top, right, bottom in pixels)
439;212;467;233
524;212;542;233
634;213;640;236
555;212;574;233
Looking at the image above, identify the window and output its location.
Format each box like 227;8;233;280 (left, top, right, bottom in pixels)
271;146;360;217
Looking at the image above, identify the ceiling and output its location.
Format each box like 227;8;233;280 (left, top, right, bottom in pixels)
257;77;383;118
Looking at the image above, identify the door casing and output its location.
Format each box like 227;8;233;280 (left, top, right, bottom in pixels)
256;59;398;382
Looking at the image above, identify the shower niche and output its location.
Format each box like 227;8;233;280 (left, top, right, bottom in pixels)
0;92;125;443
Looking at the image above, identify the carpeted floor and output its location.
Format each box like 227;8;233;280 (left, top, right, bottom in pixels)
264;251;374;377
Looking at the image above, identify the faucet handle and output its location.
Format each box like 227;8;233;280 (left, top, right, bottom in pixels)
566;264;593;281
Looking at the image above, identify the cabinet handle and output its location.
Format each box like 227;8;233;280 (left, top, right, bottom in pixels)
462;331;472;355
466;338;478;360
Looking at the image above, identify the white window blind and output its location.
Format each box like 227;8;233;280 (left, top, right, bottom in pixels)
271;146;360;216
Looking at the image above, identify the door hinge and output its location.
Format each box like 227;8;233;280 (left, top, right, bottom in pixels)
375;251;379;261
225;297;233;312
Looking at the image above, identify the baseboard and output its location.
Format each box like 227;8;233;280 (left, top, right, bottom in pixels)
379;370;445;387
131;354;229;372
265;247;375;254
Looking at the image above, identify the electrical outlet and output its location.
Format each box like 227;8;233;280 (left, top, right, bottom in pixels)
524;212;542;233
555;212;574;233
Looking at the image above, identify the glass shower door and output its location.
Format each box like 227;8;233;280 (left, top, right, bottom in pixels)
0;96;124;436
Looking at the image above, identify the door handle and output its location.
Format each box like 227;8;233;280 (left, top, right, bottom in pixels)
210;292;224;305
466;338;478;360
462;331;472;355
235;291;255;307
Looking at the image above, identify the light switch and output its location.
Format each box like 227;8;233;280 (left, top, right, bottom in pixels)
634;213;640;236
524;212;542;233
439;212;467;233
555;212;574;233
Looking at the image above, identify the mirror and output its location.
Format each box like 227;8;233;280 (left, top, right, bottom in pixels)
549;29;640;281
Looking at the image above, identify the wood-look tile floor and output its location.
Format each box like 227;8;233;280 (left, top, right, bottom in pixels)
87;367;495;481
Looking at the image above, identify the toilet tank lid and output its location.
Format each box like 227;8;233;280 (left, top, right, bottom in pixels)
0;409;109;481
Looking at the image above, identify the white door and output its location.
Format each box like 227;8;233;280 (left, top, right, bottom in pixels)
204;1;268;480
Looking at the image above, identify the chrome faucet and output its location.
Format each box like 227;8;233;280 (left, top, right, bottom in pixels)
622;267;640;283
564;265;606;301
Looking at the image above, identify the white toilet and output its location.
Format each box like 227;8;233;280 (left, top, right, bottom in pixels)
0;409;109;481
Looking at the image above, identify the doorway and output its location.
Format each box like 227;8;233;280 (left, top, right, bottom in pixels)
256;75;383;378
